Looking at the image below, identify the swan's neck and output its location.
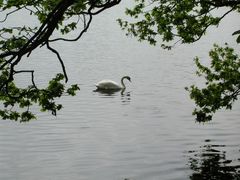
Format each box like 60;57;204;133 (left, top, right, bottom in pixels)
121;77;126;89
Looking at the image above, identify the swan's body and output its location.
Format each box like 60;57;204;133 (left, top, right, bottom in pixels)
95;76;131;90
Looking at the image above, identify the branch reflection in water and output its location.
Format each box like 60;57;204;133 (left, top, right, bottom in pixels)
186;140;240;180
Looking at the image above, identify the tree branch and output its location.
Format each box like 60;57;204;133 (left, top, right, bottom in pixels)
193;6;236;42
0;7;24;23
202;0;240;7
14;70;38;89
49;13;93;42
46;42;68;82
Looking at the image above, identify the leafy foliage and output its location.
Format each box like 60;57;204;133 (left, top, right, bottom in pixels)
119;0;240;48
186;44;240;122
0;0;121;121
120;0;240;121
0;73;80;122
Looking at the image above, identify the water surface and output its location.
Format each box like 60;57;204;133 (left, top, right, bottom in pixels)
0;2;240;180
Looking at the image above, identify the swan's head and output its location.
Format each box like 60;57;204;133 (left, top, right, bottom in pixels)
123;76;131;82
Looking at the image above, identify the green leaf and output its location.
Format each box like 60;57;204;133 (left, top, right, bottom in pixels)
236;35;240;43
232;30;240;35
187;44;240;122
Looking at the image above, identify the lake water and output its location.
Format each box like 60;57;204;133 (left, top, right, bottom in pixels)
0;2;240;180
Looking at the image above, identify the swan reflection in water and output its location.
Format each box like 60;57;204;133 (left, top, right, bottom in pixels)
94;88;126;95
94;88;131;103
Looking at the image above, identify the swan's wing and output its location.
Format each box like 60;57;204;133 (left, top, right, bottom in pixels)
95;80;121;89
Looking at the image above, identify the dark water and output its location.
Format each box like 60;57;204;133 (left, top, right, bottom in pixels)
0;2;240;180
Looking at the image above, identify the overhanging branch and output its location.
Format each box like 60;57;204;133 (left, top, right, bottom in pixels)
46;42;68;82
202;0;240;7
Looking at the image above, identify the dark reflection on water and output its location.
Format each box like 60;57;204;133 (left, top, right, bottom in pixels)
187;140;240;180
93;88;131;102
93;88;124;96
121;91;131;104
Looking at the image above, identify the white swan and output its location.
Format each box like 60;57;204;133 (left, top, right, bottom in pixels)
95;76;131;90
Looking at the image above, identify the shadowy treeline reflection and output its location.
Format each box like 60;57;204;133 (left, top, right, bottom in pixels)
187;140;240;180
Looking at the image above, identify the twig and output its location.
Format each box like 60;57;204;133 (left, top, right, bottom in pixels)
46;42;68;82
